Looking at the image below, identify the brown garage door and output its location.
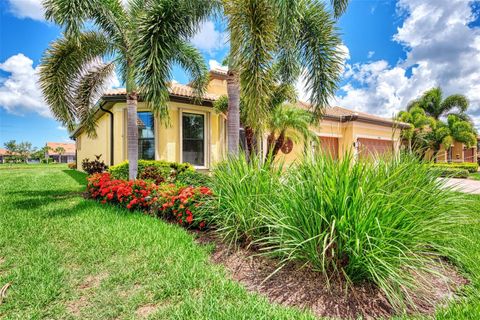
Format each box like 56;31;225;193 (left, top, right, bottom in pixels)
357;138;393;159
317;137;339;159
464;148;475;163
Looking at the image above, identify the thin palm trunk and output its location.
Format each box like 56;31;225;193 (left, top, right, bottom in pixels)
127;92;139;180
245;126;255;160
271;130;286;161
227;70;240;156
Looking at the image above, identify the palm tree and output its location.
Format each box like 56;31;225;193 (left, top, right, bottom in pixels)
223;0;349;155
407;87;470;121
397;106;435;154
265;105;316;163
54;146;66;163
426;115;477;162
39;0;216;180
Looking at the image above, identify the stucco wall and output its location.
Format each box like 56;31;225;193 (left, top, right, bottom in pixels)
76;101;225;170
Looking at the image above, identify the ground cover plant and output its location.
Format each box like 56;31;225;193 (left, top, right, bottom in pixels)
431;162;479;173
203;154;474;312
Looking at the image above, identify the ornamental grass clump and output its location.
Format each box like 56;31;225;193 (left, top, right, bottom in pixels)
208;154;471;311
203;154;283;246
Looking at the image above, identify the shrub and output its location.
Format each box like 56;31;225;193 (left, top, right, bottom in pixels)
175;170;212;187
67;162;77;169
201;155;283;245
86;173;211;229
431;167;469;178
109;160;193;181
155;185;211;229
82;155;108;175
432;162;478;173
206;154;470;310
139;165;168;184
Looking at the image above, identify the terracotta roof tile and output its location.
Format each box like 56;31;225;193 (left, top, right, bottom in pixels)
104;83;219;101
47;142;76;155
0;148;7;156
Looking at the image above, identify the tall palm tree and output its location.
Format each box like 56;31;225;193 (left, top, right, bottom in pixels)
39;0;216;180
223;0;349;155
407;87;470;121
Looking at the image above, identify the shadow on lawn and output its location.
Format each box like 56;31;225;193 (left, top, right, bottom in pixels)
62;169;88;186
5;189;85;212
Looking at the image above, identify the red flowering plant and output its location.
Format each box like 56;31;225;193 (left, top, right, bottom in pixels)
154;185;212;229
86;173;157;212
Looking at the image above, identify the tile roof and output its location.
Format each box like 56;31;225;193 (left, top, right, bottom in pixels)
47;142;76;155
0;148;7;156
104;82;219;102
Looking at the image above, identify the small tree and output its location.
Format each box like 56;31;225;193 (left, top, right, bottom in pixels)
4;140;17;162
54;146;66;163
16;142;33;163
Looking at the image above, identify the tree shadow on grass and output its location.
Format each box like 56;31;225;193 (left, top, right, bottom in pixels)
62;169;88;187
5;189;85;212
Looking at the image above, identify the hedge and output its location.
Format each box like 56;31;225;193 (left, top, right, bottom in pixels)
109;160;194;181
431;162;478;173
431;167;469;178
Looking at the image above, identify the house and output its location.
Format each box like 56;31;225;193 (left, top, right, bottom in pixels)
424;139;478;164
71;69;408;169
0;148;7;163
46;142;76;163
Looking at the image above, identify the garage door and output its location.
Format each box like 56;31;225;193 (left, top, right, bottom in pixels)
357;138;393;159
317;137;339;159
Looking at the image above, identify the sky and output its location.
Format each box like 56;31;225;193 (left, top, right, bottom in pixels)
1;0;480;149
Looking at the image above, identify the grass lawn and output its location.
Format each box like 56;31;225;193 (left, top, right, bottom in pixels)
469;172;480;181
0;166;479;319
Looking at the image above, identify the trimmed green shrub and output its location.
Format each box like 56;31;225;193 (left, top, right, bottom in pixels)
431;167;469;178
204;154;471;311
175;170;212;187
109;160;194;181
432;162;478;173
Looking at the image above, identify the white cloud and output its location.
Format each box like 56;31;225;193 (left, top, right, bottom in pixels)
8;0;44;21
367;51;375;58
0;53;51;118
191;20;227;54
335;0;480;127
57;126;66;131
208;59;228;72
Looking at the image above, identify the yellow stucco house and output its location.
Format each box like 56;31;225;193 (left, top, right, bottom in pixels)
71;69;410;169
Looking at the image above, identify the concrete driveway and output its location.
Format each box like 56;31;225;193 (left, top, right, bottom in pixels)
441;178;480;195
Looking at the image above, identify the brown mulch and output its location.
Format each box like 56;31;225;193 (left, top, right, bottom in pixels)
195;232;468;319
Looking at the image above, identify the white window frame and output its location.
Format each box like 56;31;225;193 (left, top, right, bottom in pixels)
179;109;210;169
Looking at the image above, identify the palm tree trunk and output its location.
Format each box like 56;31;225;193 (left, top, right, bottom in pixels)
227;70;240;156
270;130;286;162
127;91;139;180
245;126;255;160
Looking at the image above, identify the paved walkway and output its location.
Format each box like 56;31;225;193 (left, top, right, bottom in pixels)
441;178;480;195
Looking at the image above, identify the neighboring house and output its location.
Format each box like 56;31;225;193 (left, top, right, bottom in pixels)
0;148;7;163
71;69;408;169
46;142;76;163
425;140;478;163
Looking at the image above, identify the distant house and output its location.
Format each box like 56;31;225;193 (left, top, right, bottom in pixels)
0;148;7;163
46;142;76;163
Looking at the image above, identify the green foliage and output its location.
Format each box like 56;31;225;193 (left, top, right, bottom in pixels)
205;154;472;311
432;162;479;173
430;167;469;178
81;155;108;175
108;160;193;181
175;170;212;187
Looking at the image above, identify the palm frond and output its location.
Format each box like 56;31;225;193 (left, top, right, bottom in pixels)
74;62;115;137
227;0;277;131
132;0;216;123
331;0;349;18
38;31;111;130
298;1;343;118
174;41;209;104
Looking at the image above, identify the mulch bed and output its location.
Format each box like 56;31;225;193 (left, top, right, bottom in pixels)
195;231;468;319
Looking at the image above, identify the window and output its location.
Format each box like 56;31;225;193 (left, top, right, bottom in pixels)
137;112;155;160
182;113;205;166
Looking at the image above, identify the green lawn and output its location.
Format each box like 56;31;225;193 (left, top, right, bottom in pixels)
469;172;480;181
0;166;479;319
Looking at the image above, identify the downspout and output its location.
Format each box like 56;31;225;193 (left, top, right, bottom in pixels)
100;104;114;166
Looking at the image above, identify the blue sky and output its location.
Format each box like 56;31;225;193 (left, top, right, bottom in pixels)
1;0;480;149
